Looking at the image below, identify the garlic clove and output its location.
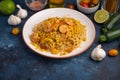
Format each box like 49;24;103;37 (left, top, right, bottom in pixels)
15;16;21;25
17;4;28;19
8;15;21;26
91;44;106;61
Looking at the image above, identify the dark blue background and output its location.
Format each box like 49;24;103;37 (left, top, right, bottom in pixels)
0;0;120;80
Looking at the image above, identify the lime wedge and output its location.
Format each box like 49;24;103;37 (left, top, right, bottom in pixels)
94;10;109;23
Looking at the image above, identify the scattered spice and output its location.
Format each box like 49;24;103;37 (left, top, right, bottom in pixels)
67;4;75;9
29;1;44;11
12;27;20;35
108;49;119;57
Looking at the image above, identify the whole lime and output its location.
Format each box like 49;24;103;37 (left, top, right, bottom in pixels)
0;0;15;15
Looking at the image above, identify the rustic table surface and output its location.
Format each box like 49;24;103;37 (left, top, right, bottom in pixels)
0;0;120;80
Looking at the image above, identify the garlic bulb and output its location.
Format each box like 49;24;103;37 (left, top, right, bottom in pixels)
91;44;106;61
8;15;21;25
17;4;28;19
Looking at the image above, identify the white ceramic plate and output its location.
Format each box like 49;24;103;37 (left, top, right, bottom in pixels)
22;8;96;59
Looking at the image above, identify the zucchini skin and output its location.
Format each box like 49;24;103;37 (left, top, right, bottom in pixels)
100;28;120;42
102;10;120;33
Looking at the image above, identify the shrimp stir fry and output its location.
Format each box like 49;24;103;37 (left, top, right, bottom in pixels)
30;17;87;56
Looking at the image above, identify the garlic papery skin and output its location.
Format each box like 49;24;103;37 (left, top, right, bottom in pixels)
17;4;28;19
91;44;106;61
8;15;21;25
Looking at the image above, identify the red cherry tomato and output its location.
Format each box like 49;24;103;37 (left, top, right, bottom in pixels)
80;2;89;8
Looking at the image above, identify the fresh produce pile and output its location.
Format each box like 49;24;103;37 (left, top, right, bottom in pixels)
79;0;99;8
91;9;120;61
99;10;120;42
94;9;120;43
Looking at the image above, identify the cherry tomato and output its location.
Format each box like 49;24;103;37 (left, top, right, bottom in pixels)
80;2;89;8
67;4;75;9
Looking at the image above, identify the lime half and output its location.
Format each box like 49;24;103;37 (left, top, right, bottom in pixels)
94;10;109;23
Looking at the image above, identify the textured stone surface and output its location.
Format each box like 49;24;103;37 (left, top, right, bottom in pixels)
0;0;120;80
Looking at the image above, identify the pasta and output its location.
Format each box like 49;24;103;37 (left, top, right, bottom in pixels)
30;17;87;56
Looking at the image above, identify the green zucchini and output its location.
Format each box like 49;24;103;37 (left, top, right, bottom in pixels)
99;28;120;42
102;10;120;33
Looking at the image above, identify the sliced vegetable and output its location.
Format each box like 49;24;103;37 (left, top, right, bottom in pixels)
108;49;119;57
94;10;109;23
102;10;120;33
99;28;120;42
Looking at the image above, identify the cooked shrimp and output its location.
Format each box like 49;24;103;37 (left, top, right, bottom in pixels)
30;17;87;55
44;18;58;32
64;18;75;26
30;32;40;43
